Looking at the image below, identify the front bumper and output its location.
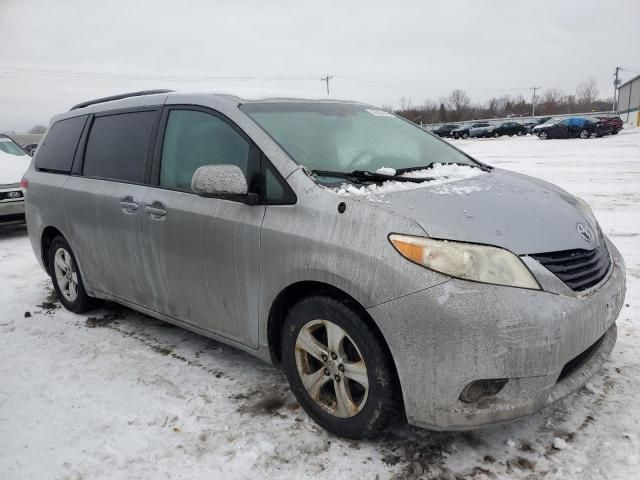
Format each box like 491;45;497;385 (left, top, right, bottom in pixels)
367;239;626;430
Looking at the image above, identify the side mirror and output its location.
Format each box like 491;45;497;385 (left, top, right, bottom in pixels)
191;164;257;204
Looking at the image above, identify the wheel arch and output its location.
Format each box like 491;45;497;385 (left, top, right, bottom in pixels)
266;280;405;416
41;226;65;276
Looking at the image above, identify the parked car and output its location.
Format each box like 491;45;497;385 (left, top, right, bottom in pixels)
431;124;459;138
22;143;39;155
469;123;495;138
595;116;623;135
524;117;552;134
483;121;527;138
451;122;491;139
0;134;31;225
533;117;604;140
25;90;625;439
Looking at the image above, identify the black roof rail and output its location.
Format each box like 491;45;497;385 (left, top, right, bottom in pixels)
70;89;174;111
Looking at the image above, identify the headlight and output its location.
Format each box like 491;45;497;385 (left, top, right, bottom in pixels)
389;234;541;290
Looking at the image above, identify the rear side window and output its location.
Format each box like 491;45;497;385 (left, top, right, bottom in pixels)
35;115;87;172
83;110;156;183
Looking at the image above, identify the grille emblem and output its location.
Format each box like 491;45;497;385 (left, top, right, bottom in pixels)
576;223;594;242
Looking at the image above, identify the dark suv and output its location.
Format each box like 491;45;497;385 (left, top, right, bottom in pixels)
431;124;459;138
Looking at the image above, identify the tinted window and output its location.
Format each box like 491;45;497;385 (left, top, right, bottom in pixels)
34;116;87;172
83;111;156;182
160;110;249;192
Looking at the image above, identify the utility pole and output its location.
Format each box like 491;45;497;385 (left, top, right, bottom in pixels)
530;85;540;117
613;66;621;111
321;75;333;95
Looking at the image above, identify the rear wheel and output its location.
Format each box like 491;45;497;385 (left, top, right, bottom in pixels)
538;131;548;140
49;236;94;313
281;295;400;439
462;132;469;139
580;129;590;139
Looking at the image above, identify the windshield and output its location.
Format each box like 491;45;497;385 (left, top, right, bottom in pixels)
0;137;27;156
240;102;478;173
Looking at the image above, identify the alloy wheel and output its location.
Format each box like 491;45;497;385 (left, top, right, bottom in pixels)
295;319;369;418
580;129;589;139
539;131;548;140
53;247;79;302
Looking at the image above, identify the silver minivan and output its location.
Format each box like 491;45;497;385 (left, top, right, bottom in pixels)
24;90;626;439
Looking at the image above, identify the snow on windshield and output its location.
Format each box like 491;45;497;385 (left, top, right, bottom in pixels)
321;163;485;201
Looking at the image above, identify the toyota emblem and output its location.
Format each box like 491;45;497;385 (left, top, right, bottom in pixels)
576;223;594;242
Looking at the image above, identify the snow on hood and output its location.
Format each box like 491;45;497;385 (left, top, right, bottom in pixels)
361;168;599;254
323;163;485;201
0;150;31;185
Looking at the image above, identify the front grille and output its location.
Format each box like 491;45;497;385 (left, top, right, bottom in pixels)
557;334;605;382
530;243;611;291
0;190;23;202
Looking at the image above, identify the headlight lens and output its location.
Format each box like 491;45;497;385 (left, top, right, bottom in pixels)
389;234;541;290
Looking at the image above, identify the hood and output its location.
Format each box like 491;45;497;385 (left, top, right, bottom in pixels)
361;168;601;255
0;151;31;185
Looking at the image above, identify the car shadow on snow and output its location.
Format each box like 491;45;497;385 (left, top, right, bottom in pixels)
0;223;27;239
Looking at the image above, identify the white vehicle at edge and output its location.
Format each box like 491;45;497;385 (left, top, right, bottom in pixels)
0;135;31;225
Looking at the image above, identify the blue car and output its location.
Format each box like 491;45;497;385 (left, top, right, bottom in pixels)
533;117;605;140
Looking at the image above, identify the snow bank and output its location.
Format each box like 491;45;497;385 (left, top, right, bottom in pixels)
322;163;485;201
0;150;31;184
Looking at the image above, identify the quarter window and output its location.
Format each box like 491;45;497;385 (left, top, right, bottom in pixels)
160;110;250;192
34;115;87;172
83;110;156;183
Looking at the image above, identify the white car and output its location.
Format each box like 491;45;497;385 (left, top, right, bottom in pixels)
0;134;31;225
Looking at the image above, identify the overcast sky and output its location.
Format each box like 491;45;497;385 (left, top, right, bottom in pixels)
1;0;639;132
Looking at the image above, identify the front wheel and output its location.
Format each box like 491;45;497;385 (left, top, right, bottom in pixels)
462;132;469;139
580;129;590;139
538;131;548;140
49;236;94;313
516;130;523;136
281;296;400;439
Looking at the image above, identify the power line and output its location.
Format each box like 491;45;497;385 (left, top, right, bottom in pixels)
0;66;319;82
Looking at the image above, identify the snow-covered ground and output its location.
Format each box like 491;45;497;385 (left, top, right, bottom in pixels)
1;129;639;480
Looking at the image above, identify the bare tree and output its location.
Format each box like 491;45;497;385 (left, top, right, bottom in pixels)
448;89;470;121
540;89;565;114
576;78;599;108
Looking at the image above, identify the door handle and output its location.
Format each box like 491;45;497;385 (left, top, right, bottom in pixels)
119;196;139;214
145;202;167;219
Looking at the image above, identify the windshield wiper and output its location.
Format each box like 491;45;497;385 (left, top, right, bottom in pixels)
311;169;435;183
395;161;492;174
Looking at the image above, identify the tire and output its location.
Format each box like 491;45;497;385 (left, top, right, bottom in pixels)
580;129;590;139
462;132;469;139
538;131;548;140
611;130;619;135
516;130;523;136
48;235;94;313
493;132;500;138
281;295;400;439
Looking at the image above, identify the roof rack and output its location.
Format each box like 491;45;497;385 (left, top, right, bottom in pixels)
70;89;174;111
